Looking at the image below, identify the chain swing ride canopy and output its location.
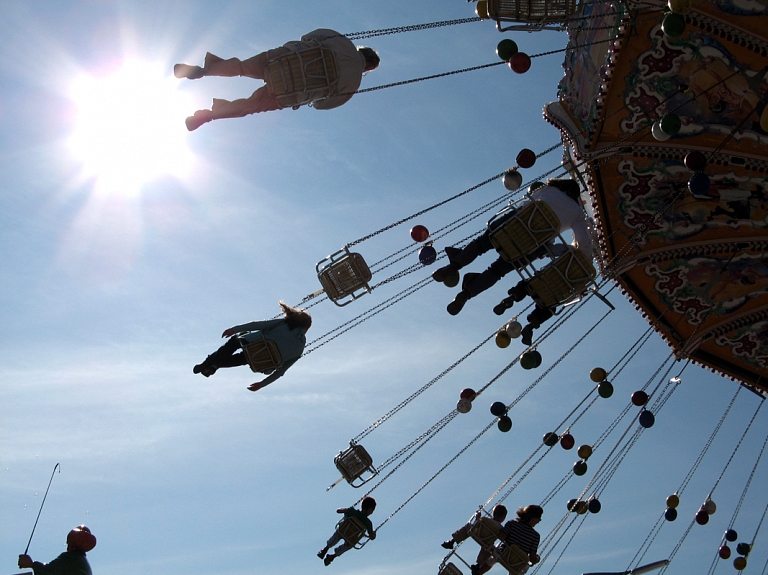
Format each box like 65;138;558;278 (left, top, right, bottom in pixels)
543;0;768;390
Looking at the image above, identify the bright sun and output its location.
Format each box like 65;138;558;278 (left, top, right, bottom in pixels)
68;59;195;196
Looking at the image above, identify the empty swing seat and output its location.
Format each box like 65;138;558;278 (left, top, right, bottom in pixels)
240;336;282;374
497;543;529;575
336;515;369;549
487;0;582;23
334;444;378;487
469;517;501;549
489;201;561;263
317;248;373;306
267;47;338;107
439;562;464;575
527;247;596;309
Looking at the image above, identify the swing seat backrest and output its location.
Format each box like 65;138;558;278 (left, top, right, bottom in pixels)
317;251;373;306
241;336;282;374
469;517;501;549
334;444;377;487
497;543;529;575
439;562;464;575
266;47;339;106
336;515;369;549
489;201;561;263
487;0;581;23
526;246;596;309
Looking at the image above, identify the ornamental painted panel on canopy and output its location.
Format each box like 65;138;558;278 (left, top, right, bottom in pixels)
546;0;768;390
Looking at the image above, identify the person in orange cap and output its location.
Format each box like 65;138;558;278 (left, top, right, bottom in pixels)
18;525;95;575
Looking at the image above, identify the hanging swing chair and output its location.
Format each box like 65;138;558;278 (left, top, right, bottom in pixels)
436;519;505;575
497;543;530;575
335;515;372;549
469;517;503;549
486;0;583;31
526;246;596;309
241;335;283;373
489;200;561;263
440;562;465;575
334;443;378;487
266;46;339;108
316;246;373;306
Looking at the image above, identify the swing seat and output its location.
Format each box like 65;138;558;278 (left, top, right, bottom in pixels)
489;201;561;263
334;444;378;487
487;0;582;24
439;562;464;575
317;248;373;306
335;515;369;549
469;517;501;549
266;47;339;107
240;336;282;374
497;543;529;575
527;246;596;309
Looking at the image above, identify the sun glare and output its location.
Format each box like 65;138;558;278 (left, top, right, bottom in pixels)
68;59;195;196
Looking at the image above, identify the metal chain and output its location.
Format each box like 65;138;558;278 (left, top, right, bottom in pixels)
347;173;502;247
354;61;506;96
593;353;674;450
353;331;496;443
534;513;581;569
542;511;591;575
708;400;764;496
530;36;614;59
629;513;666;571
498;446;553;506
377;411;458;472
358;142;560;256
352;290;609;523
749;497;768;555
732;423;768;532
540;469;574;508
375;420;497;531
659;518;696;574
304;279;423;348
303;277;430;355
354;411;459;506
706;426;768;575
484;445;548;508
505;309;612;412
679;386;741;494
573;360;677;507
345;17;481;40
367;148;561;264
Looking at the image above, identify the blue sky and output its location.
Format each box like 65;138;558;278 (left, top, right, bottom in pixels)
1;1;767;575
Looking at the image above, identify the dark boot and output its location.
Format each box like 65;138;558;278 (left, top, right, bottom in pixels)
174;63;204;79
493;296;515;315
461;272;480;291
185;109;213;131
445;235;493;268
521;306;553;345
507;280;528;301
447;290;470;315
444;246;463;264
200;337;245;375
521;324;534;346
194;355;216;375
432;263;458;283
463;268;504;299
203;53;245;77
527;306;554;328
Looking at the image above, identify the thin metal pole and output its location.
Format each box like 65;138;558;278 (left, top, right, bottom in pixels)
24;463;60;554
